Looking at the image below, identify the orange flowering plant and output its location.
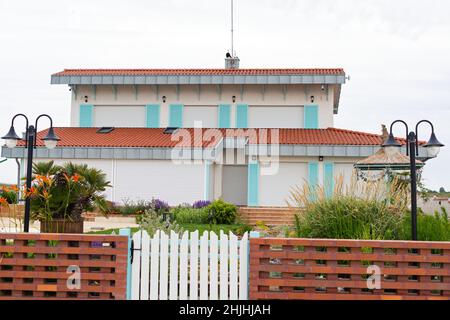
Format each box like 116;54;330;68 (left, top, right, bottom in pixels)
27;161;111;223
0;185;19;205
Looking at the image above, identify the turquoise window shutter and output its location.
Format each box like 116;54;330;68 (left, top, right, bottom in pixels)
218;104;231;128
308;162;319;199
146;104;160;128
304;105;319;129
324;162;334;198
169;104;183;127
79;104;93;127
236;104;248;128
247;162;260;206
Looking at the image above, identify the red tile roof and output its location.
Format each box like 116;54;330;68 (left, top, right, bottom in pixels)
53;68;345;76
24;127;405;148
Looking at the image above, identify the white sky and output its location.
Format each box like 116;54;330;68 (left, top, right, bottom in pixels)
0;0;449;190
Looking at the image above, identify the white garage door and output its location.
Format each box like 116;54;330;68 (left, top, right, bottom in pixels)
94;105;146;127
184;105;218;128
335;163;355;189
114;160;204;205
259;162;308;206
249;105;304;128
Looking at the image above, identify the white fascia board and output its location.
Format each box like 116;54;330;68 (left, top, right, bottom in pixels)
51;74;347;86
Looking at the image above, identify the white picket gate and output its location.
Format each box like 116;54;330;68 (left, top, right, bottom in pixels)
131;230;249;300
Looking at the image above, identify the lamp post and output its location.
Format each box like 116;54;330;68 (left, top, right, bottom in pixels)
383;120;444;240
2;114;60;232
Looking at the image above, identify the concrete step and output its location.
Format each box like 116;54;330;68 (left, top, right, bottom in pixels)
239;214;297;219
238;206;299;226
240;215;295;219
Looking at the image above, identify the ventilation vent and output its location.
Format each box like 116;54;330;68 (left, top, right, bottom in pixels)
96;127;115;134
163;127;179;134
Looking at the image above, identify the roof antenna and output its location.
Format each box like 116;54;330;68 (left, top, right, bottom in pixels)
225;0;240;69
231;0;234;56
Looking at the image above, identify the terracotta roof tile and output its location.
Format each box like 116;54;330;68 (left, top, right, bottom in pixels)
21;127;406;148
53;68;345;76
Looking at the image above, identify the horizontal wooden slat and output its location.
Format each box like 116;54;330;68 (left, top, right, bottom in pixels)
250;250;450;263
1;257;125;268
254;264;450;276
251;292;450;301
256;278;450;290
0;270;120;280
0;233;126;242
251;237;450;249
0;282;125;293
0;246;126;255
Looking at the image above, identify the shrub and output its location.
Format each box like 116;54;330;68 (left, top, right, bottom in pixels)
400;207;450;241
112;199;153;216
172;205;210;224
0;185;18;204
192;200;211;209
138;209;183;237
207;199;237;225
294;196;404;240
153;198;170;215
289;175;407;240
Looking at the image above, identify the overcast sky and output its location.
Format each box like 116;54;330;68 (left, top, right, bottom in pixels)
0;0;449;190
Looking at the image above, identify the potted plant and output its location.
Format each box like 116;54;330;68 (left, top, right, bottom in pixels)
25;161;111;233
0;185;23;217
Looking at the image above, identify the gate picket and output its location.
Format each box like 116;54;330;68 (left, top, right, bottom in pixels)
140;230;150;300
229;232;239;300
189;230;199;300
149;230;160;300
179;231;189;300
199;231;209;300
169;231;179;300
239;232;249;300
209;231;219;300
159;231;169;300
131;230;142;300
219;231;229;300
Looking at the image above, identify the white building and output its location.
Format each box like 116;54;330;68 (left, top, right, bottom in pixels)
1;58;433;207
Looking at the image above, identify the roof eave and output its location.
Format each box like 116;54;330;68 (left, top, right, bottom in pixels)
50;73;347;86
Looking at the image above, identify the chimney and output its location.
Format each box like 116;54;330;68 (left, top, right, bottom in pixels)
225;53;240;69
381;124;389;142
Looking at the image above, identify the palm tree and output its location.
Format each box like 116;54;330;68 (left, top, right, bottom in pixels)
30;161;112;222
32;160;61;177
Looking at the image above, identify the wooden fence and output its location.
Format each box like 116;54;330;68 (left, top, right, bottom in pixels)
0;232;128;300
131;230;249;300
249;238;450;300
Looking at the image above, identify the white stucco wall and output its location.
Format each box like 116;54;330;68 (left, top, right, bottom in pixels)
248;105;304;128
184;105;218;128
93;105;146;127
70;84;335;129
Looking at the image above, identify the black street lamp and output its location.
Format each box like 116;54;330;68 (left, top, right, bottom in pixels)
383;120;444;240
2;114;60;232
